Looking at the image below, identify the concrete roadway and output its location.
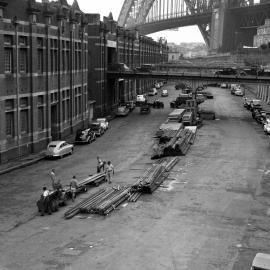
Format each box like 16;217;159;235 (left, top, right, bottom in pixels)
1;84;270;270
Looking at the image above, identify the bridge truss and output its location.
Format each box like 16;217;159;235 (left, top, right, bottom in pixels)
118;0;213;46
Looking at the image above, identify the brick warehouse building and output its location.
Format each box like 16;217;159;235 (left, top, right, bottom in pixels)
0;0;88;163
86;13;168;117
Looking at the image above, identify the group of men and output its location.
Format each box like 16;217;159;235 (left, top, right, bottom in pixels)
41;157;114;204
97;156;114;183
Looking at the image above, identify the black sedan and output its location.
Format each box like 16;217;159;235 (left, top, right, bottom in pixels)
75;128;96;144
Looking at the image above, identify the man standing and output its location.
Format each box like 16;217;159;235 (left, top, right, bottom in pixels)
97;156;105;173
105;161;114;184
49;169;57;189
70;176;79;202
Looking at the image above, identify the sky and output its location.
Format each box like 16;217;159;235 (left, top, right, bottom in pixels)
67;0;204;44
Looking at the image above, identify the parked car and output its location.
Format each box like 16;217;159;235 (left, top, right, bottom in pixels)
243;97;252;108
250;99;263;111
89;122;104;136
202;91;213;99
234;89;244;96
161;89;168;97
115;105;129;116
136;94;146;103
75;128;96;144
125;100;136;111
46;141;74;158
220;83;228;88
148;88;158;96
264;122;270;134
154;83;161;89
251;253;270;270
96;118;109;130
152;99;164;108
140;104;151;114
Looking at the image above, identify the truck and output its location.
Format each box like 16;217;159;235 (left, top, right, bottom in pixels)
170;94;192;108
182;111;193;126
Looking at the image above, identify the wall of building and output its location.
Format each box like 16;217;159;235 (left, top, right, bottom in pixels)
87;14;168;118
0;0;88;163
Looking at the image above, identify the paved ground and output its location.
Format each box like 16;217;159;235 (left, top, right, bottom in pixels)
1;84;270;270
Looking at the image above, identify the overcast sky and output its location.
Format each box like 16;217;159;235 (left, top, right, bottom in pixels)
67;0;204;44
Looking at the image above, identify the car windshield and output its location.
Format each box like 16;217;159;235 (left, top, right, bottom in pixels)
90;124;99;130
49;145;57;148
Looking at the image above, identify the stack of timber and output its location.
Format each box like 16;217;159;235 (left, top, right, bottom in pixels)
64;186;131;219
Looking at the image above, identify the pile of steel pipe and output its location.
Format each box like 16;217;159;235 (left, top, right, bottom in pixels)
128;191;141;202
64;187;132;219
64;188;107;219
77;172;106;187
165;157;179;172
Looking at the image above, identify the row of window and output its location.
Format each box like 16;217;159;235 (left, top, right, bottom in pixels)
4;35;86;73
4;89;87;137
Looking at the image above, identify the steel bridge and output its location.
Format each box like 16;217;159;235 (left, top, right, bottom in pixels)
118;0;270;51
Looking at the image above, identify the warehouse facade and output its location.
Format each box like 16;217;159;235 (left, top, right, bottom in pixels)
0;0;168;164
0;0;88;163
86;13;168;117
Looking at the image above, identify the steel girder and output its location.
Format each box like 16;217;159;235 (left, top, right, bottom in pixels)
184;0;212;47
118;0;135;27
230;3;270;28
118;0;212;47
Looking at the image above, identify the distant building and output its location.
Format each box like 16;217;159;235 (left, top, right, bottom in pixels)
168;42;207;61
254;19;270;47
0;0;88;163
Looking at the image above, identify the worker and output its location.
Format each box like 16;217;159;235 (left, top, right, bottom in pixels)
49;168;57;189
70;176;79;202
97;156;105;173
42;186;50;197
39;187;50;216
105;161;114;184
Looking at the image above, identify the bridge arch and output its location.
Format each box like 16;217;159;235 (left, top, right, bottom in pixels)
118;0;214;46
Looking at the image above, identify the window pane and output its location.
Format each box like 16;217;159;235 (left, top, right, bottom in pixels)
19;49;27;72
20;110;29;133
38;107;44;130
6;112;14;136
4;48;12;73
37;50;43;73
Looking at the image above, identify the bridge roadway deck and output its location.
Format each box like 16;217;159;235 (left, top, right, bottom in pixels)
107;70;270;84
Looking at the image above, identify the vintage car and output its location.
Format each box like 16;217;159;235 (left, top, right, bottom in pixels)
75;128;96;144
96;118;109;130
125;100;136;111
46;141;74;158
148;88;158;96
89;122;105;136
140;104;151;114
115;105;129;116
161;89;168;97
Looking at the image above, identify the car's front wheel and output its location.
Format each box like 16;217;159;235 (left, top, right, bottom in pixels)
70;148;73;155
